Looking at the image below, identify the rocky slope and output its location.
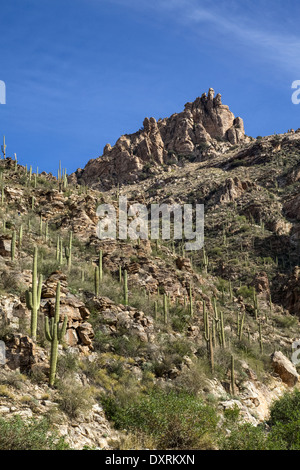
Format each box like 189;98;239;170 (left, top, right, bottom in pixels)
1;91;300;449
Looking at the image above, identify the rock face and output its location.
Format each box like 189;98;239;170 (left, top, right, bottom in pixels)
219;177;255;204
5;334;45;373
283;267;300;316
71;89;245;189
271;351;299;387
41;272;94;353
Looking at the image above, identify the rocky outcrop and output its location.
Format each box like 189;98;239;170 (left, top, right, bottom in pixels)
251;272;270;299
71;89;245;189
41;272;94;353
271;351;299;387
219;177;255;204
284;192;300;220
282;267;300;317
4;334;47;373
86;296;155;344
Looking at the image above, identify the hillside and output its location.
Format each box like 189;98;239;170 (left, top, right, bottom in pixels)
1;92;300;450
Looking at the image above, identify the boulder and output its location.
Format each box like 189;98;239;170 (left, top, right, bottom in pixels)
271;351;299;386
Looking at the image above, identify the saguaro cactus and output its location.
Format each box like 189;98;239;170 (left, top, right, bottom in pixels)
44;282;68;386
209;328;214;373
231;355;235;396
203;301;210;351
189;284;193;317
253;287;258;320
18;225;23;252
39;215;43;237
259;321;263;353
59;237;63;266
203;247;208;273
124;269;128;306
11;230;16;261
163;293;168;324
94;266;99;296
98;249;103;281
25;247;43;340
65;231;73;271
220;310;226;348
56;236;60;263
1;136;6;159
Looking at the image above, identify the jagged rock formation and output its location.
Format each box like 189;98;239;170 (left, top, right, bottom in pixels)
71;89;245;189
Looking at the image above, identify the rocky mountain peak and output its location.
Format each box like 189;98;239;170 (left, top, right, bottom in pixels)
71;89;245;190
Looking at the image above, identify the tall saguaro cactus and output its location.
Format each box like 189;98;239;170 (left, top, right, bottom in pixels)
11;230;16;261
25;247;43;340
1;136;6;159
44;282;68;386
65;231;73;271
98;249;103;281
231;355;235;396
94;266;99;297
189;284;193;317
124;269;128;306
163;293;168;324
203;301;210;351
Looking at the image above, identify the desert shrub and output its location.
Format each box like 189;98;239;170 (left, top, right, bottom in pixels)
0;271;25;294
28;366;47;385
174;359;212;395
237;285;254;300
221;390;300;450
220;423;267;450
102;388;218;449
56;352;79;379
57;379;94;419
274;315;298;329
0;415;69;450
0;371;26;390
266;389;300;450
109;332;146;358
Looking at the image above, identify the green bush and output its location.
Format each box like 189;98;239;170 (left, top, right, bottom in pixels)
57;379;94;419
0;415;69;450
237;285;253;300
102;388;218;449
267;389;300;449
220;423;267;450
221;390;300;450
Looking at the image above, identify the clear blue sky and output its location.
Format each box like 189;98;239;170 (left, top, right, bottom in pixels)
1;0;300;174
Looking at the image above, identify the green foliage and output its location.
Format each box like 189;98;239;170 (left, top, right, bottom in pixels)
57;378;94;419
102;388;219;449
237;285;254;300
0;415;69;450
220;423;267;450
221;390;300;450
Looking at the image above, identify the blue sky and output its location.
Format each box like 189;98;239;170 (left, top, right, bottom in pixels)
1;0;300;174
